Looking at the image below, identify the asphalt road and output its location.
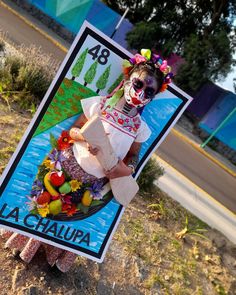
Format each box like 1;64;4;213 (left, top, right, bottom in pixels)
0;1;235;213
0;1;67;61
157;135;236;213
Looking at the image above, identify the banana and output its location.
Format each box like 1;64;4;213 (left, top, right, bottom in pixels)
44;172;59;197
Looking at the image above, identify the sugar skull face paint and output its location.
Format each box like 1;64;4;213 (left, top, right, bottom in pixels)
124;70;158;108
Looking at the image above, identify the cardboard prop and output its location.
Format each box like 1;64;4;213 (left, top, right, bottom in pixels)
80;115;139;207
0;21;192;262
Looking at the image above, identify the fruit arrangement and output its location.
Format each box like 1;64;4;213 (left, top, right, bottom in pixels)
28;131;105;219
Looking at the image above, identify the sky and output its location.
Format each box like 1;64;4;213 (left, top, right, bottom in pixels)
215;48;236;93
216;65;235;93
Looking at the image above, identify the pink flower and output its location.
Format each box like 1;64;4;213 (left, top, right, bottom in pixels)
134;54;147;64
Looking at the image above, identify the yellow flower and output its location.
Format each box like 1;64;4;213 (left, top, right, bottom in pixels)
70;180;82;192
43;159;54;170
37;204;50;217
141;49;151;60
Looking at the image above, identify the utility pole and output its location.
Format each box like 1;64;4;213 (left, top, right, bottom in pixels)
200;107;236;148
110;8;129;39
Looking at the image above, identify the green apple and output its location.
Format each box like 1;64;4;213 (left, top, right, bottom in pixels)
59;182;71;194
49;199;62;215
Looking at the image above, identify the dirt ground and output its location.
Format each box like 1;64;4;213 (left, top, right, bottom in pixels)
0;100;236;295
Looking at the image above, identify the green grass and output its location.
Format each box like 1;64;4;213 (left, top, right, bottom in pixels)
33;78;97;136
145;273;166;289
137;157;164;194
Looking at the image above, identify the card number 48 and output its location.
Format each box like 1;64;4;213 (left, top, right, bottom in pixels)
88;45;110;65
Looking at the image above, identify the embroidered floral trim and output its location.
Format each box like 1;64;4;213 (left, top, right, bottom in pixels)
101;106;141;135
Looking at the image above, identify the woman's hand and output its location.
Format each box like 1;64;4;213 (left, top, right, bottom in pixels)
69;114;88;141
69;127;85;141
104;160;132;179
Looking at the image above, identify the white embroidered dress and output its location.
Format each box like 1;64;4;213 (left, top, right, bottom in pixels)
73;96;151;178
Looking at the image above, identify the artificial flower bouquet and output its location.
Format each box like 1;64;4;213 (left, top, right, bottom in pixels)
28;131;110;221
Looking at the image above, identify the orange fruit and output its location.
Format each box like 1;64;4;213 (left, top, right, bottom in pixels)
81;190;93;207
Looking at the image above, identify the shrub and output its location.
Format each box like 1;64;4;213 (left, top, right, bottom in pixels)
137;157;164;194
0;41;4;52
0;43;59;111
0;64;13;89
16;63;51;98
0;31;7;52
6;55;22;79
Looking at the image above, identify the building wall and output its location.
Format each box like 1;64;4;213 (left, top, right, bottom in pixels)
199;92;236;151
25;0;133;48
187;82;227;120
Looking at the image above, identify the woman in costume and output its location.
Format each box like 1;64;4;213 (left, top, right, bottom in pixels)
0;49;173;272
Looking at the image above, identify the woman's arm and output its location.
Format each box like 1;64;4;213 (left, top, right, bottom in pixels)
123;142;141;171
72;113;88;128
104;142;141;179
69;113;99;155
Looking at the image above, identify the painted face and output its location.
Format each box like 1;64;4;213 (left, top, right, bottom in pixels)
124;70;158;108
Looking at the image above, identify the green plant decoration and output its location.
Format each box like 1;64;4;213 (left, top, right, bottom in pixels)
107;73;123;94
95;65;111;94
71;48;88;80
84;60;98;86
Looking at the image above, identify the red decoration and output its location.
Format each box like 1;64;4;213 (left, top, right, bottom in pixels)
62;203;71;212
62;203;77;216
66;204;77;216
118;118;124;125
51;195;60;201
57;131;73;150
50;172;65;187
160;83;168;92
122;66;133;77
37;191;51;205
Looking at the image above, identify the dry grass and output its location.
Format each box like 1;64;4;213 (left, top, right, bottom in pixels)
111;193;235;294
0;100;31;174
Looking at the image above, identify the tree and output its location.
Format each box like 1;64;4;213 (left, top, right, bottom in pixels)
103;0;236;93
96;65;111;94
176;30;234;94
71;48;88;80
107;73;123;94
83;61;98;86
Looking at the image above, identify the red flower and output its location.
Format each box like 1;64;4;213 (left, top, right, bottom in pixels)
51;195;60;201
122;66;133;78
57;131;73;150
160;83;168;93
66;204;77;216
62;203;71;212
118;118;124;125
61;202;77;216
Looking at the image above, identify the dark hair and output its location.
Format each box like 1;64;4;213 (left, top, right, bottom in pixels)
129;61;165;93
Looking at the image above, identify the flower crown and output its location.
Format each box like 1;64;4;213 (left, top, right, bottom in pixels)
123;49;173;92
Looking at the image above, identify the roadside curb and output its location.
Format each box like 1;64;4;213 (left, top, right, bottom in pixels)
172;128;236;178
2;0;235;178
153;154;236;244
0;0;68;53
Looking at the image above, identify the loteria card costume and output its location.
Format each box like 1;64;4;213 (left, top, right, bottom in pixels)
0;21;192;262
